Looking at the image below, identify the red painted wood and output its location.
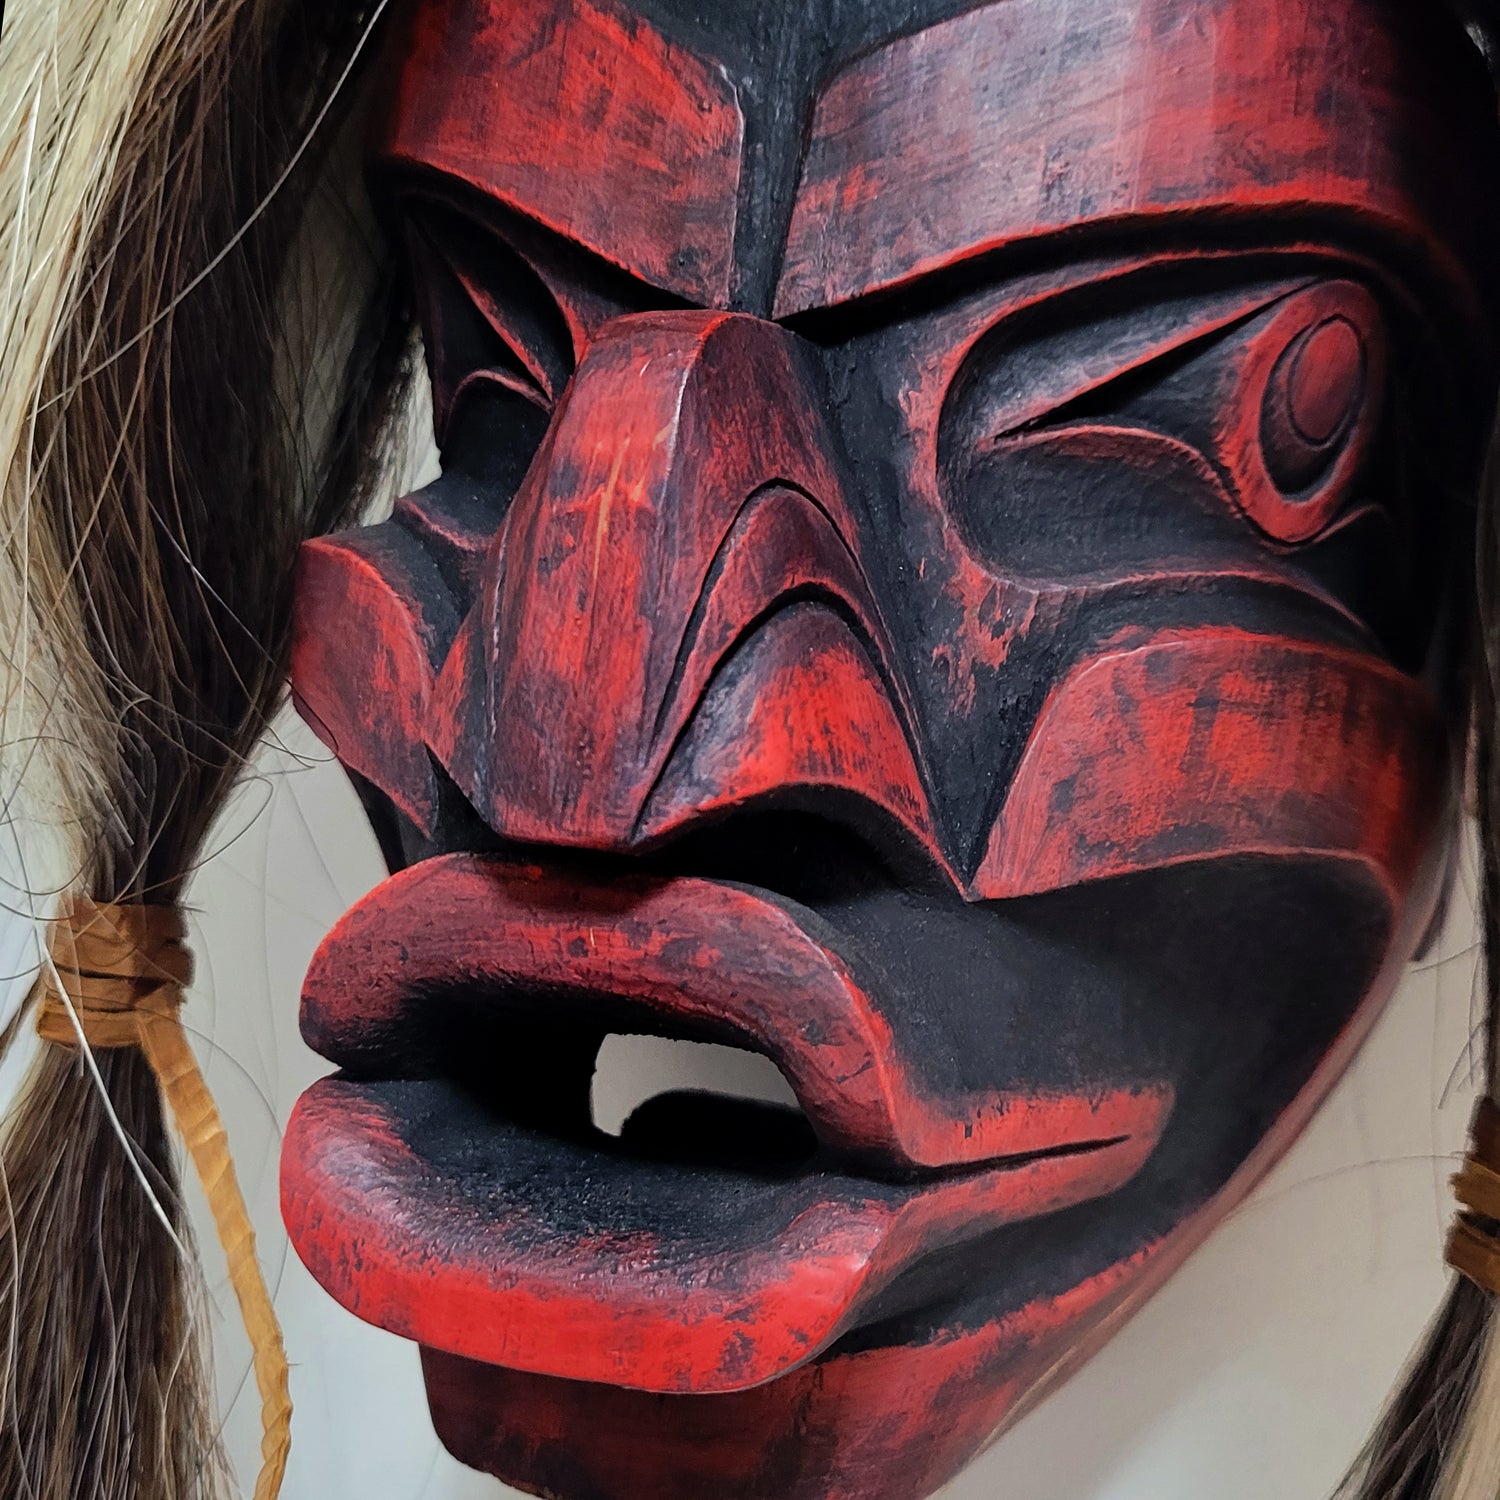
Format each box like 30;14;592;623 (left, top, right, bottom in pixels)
283;1075;1154;1392
776;0;1496;322
1207;282;1386;544
418;1248;1155;1500
290;530;451;834
976;627;1448;903
296;854;1171;1171
280;2;1500;1495
637;602;933;847
424;312;943;864
377;0;744;304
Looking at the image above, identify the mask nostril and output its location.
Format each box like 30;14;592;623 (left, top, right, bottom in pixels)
590;1034;801;1137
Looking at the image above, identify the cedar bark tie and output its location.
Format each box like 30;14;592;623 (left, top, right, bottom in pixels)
36;899;291;1500
1448;1095;1500;1296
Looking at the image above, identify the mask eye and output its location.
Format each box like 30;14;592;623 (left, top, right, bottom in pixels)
939;272;1388;579
404;205;576;447
1143;280;1384;544
1261;315;1368;490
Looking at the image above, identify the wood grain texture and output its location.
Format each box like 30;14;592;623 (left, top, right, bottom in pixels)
377;0;744;303
776;0;1497;319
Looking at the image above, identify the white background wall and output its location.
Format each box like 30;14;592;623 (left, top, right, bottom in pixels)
0;712;1483;1500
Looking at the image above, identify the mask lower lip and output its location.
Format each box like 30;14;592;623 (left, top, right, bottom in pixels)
281;853;1169;1392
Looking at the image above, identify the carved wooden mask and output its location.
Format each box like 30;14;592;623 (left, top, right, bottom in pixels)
281;1;1500;1496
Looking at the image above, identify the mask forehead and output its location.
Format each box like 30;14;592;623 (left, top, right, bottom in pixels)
376;0;992;310
381;0;1498;335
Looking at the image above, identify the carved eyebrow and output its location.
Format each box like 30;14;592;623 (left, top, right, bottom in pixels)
374;0;745;307
774;0;1491;326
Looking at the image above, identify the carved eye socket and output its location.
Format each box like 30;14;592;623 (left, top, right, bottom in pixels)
937;272;1388;579
404;204;576;453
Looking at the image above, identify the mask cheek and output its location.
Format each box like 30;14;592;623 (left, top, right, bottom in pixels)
972;625;1452;923
290;528;450;837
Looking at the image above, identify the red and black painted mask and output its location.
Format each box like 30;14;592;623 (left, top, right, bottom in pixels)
282;1;1500;1496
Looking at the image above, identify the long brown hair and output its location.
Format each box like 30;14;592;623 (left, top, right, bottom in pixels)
0;2;411;1495
1346;442;1500;1500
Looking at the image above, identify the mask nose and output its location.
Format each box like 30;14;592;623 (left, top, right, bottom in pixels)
426;311;937;857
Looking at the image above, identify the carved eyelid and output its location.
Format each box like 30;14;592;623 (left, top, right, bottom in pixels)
972;276;1318;441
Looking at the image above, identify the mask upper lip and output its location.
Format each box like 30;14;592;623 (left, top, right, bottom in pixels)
298;853;1170;1170
282;852;1170;1392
